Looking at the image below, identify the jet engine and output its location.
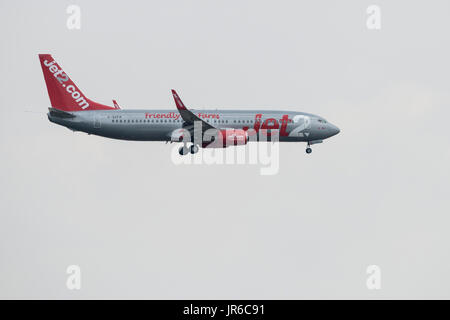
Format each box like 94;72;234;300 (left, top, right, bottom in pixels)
170;128;190;142
203;129;248;148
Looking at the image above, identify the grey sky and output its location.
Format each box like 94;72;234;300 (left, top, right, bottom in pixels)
1;0;449;299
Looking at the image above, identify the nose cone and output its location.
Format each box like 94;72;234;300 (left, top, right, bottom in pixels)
328;123;340;137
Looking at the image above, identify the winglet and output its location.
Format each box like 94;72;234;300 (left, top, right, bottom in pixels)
170;89;216;130
171;89;187;111
112;99;120;109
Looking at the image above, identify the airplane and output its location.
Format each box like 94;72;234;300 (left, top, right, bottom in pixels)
39;54;340;155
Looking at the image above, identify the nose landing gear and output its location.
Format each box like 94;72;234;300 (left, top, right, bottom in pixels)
305;141;312;154
305;140;323;154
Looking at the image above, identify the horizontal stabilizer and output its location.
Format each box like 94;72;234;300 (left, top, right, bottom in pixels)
48;107;76;118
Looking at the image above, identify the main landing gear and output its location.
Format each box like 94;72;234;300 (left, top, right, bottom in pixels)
178;144;199;155
190;144;199;154
178;145;189;155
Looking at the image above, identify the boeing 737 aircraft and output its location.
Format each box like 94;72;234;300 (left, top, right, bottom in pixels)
39;54;340;155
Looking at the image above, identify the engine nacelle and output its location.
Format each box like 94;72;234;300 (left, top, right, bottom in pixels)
170;128;190;142
203;129;248;148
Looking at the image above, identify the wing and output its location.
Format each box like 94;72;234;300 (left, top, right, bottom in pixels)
171;89;216;131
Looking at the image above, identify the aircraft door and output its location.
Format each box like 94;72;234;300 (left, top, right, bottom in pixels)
94;115;101;128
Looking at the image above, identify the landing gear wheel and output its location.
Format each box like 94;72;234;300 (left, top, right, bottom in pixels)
178;146;189;156
306;147;312;154
190;145;199;154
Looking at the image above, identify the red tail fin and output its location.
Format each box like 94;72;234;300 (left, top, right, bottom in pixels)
39;54;114;111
